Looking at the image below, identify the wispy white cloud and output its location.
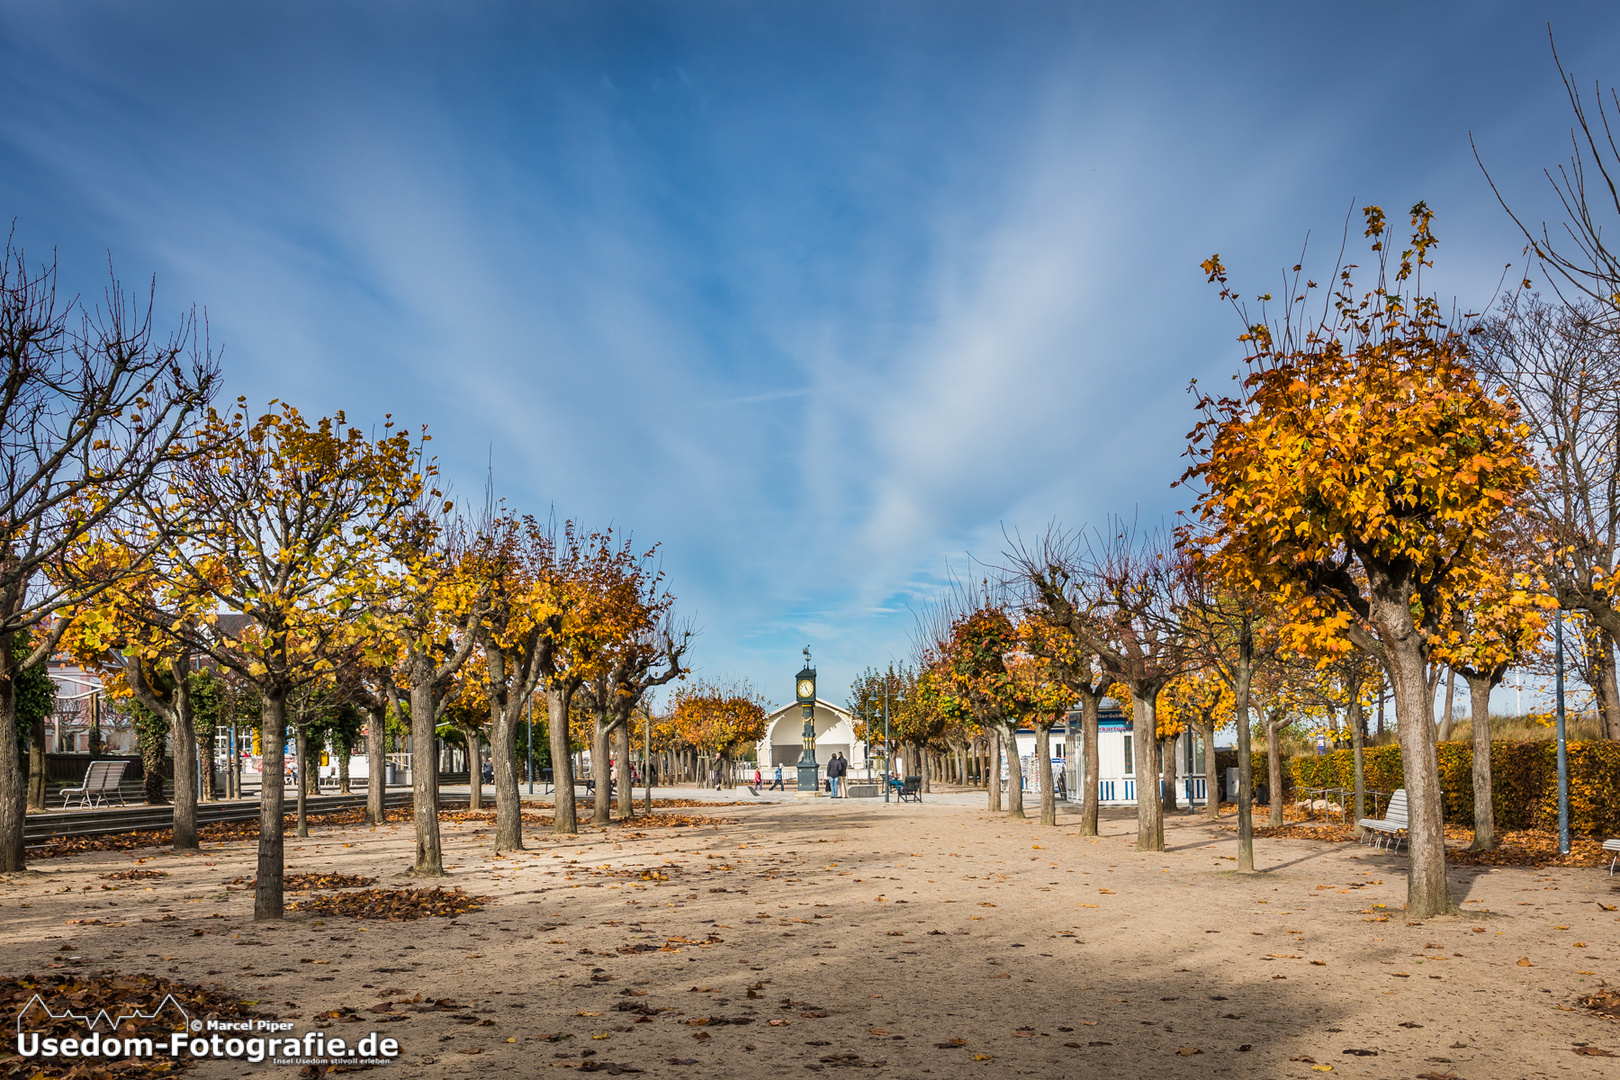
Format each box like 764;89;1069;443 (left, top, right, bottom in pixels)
0;1;1612;705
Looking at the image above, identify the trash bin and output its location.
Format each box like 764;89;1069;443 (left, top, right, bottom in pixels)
385;762;399;786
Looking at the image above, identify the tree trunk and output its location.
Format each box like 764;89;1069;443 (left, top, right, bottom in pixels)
88;695;102;758
409;675;445;876
489;690;522;852
591;715;612;825
170;695;198;852
1351;689;1367;839
367;703;388;826
1129;690;1164;852
1079;694;1100;835
1004;724;1025;818
1595;628;1620;740
547;685;577;835
1161;735;1178;813
196;731;216;801
1200;719;1218;821
27;716;46;810
0;652;22;871
1151;733;1166;847
256;688;288;921
1371;582;1456;917
464;724;483;812
139;721;166;805
1466;672;1496;851
616;721;632;819
338;747;350;794
1233;664;1255;872
1438;667;1456;742
294;724;309;839
1266;713;1283;828
1036;724;1055;826
987;728;1002;812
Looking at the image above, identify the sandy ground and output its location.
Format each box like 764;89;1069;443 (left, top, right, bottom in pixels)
3;792;1618;1080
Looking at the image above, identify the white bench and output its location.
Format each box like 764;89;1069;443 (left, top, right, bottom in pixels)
1357;788;1408;851
58;760;130;809
1605;838;1620;876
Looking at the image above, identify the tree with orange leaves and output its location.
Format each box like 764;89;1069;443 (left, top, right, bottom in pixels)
929;601;1046;819
670;680;767;787
532;524;667;834
1187;205;1538;916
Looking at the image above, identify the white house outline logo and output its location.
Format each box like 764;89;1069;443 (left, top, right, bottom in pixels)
15;992;190;1036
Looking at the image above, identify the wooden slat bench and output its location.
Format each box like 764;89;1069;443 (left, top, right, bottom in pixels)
58;760;130;809
1357;787;1408;851
1604;838;1620;876
888;776;922;804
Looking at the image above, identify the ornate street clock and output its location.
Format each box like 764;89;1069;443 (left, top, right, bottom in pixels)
795;647;819;792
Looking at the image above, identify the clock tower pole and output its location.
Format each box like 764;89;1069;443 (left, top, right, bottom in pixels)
794;646;819;793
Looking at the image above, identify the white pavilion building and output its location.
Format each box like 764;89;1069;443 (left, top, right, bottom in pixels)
756;699;867;781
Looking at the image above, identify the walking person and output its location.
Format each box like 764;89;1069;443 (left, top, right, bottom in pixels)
751;766;763;796
769;764;784;791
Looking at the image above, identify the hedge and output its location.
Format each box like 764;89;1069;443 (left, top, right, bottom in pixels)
1281;741;1620;837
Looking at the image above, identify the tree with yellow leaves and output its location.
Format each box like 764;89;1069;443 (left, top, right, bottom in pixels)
465;510;552;850
439;658;493;811
144;402;422;920
368;496;486;875
1432;534;1550;849
1159;667;1232;822
1188;205;1538;915
1011;620;1079;827
58;549;209;850
1018;620;1108;835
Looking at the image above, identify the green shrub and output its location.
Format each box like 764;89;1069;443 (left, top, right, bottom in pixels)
1286;741;1620;835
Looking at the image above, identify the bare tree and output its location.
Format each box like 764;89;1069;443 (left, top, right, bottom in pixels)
1015;521;1188;853
0;240;216;870
1475;294;1620;739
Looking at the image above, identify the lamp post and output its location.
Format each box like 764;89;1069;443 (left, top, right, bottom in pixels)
795;647;819;792
1554;610;1571;855
526;692;534;796
882;668;890;804
864;701;872;782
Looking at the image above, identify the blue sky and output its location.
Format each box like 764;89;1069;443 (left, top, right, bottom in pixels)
3;2;1615;711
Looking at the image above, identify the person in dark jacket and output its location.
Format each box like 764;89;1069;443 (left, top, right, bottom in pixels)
828;752;847;797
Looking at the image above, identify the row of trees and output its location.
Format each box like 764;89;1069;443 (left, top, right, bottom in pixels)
0;238;716;923
864;58;1620;918
875;205;1551;919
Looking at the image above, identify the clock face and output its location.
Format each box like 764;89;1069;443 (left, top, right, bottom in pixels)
797;679;815;700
